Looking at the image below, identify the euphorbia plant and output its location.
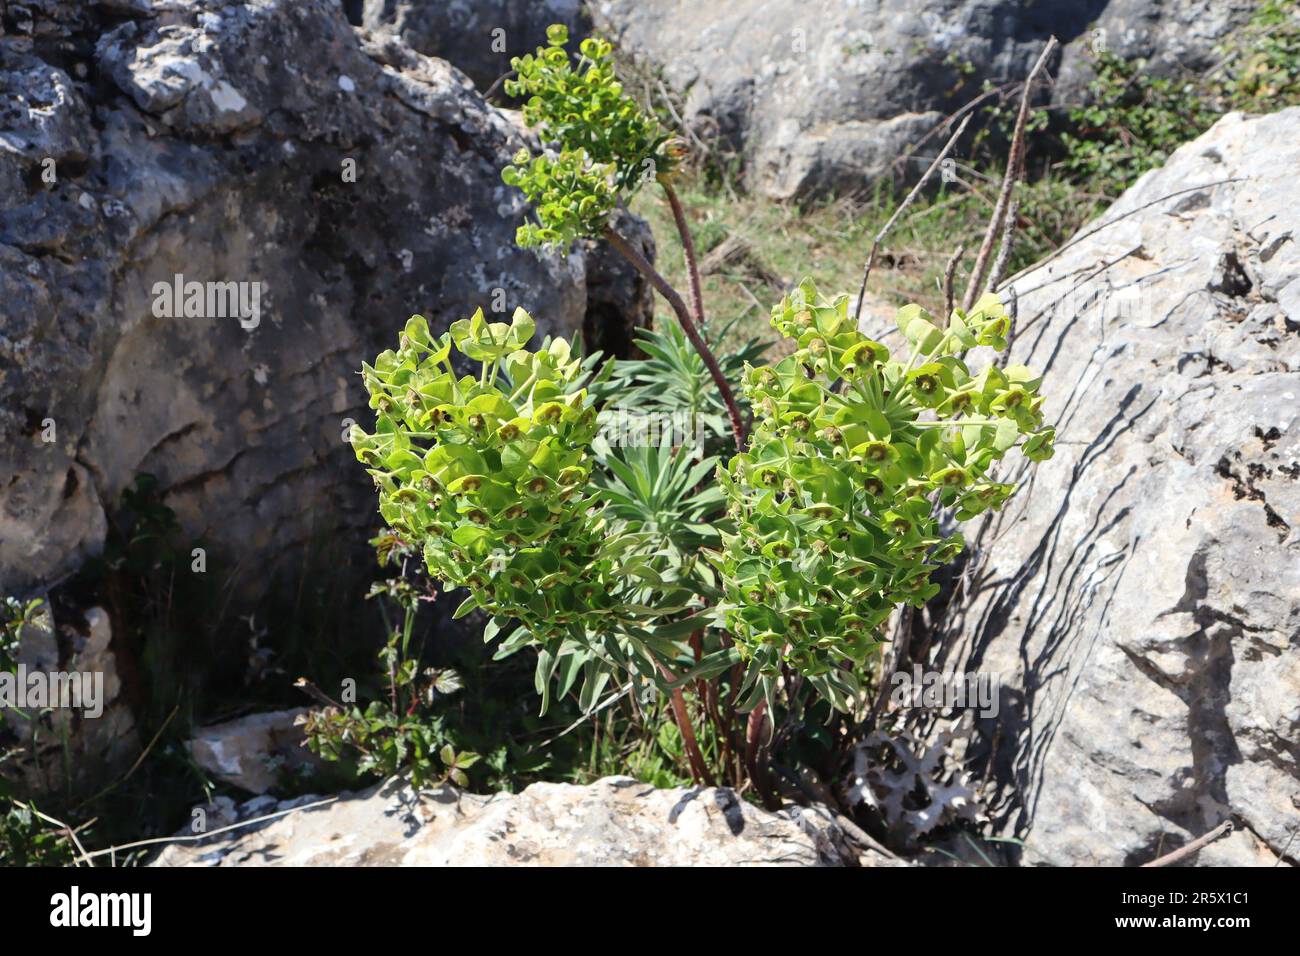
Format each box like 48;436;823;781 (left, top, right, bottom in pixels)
350;25;1056;798
351;309;722;714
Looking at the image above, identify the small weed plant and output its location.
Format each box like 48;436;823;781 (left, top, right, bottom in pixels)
300;535;480;789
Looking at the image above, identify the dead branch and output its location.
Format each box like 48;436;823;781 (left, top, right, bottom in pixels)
961;36;1058;312
985;194;1021;294
943;243;966;321
853;112;974;326
995;178;1244;291
1141;820;1233;867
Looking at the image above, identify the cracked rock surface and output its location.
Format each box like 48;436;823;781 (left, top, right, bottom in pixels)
150;774;896;866
925;109;1300;866
0;0;651;600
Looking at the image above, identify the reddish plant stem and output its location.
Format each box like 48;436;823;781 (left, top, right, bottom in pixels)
744;698;781;810
853;112;974;328
603;226;747;452
689;630;710;713
691;628;734;783
660;180;707;331
719;633;745;786
657;661;715;786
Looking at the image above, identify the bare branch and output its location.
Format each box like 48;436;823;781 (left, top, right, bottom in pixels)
603;226;747;450
985;194;1021;294
1141;820;1233;868
890;79;1020;177
30;807;93;867
995;177;1244;291
484;69;516;102
961;36;1058;312
943;243;966;322
661;180;708;330
853;112;974;326
658;661;715;786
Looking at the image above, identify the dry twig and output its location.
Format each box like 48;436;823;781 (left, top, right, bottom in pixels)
73;796;341;866
1141;820;1233;867
961;36;1058;312
853;113;974;326
603;226;747;450
943;243;966;321
985;195;1021;294
31;807;94;868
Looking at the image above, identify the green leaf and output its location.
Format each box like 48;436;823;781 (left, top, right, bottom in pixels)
452;593;479;620
404;314;431;347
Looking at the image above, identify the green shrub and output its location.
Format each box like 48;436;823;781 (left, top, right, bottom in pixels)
0;798;75;867
1219;0;1300;111
502;24;674;249
350;311;612;643
1062;51;1215;194
1062;3;1300;195
351;288;1052;712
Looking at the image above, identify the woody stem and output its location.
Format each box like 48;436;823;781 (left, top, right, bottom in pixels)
657;662;715;787
603;226;746;452
660;180;707;331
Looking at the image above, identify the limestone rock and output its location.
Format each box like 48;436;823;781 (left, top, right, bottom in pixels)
187;707;321;795
922;108;1300;866
586;0;1081;201
1054;0;1257;102
150;774;898;866
365;0;1250;202
0;0;649;602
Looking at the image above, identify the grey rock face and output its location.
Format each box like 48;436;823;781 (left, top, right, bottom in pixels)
150;774;897;866
0;0;647;600
360;0;590;91
586;0;1092;200
358;2;1259;201
926;108;1300;866
363;0;1069;199
1054;0;1257;102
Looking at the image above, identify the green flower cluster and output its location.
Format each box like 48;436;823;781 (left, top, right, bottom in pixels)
502;24;673;248
349;308;614;644
713;280;1055;694
502;148;618;249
